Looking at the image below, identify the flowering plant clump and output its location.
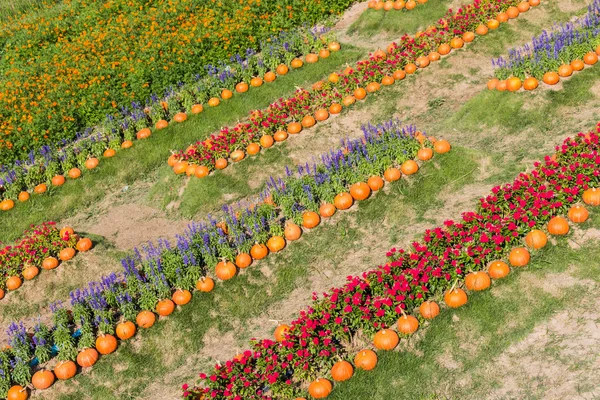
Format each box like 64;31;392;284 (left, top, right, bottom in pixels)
493;0;600;80
182;123;600;399
173;0;522;172
0;120;434;394
0;222;77;291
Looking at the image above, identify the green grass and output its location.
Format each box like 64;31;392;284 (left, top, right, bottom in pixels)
0;47;364;241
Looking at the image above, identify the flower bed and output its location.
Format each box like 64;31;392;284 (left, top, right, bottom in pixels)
367;0;429;11
0;120;451;398
170;0;532;177
0;24;342;210
0;0;356;165
180;122;600;400
0;223;92;299
488;0;600;91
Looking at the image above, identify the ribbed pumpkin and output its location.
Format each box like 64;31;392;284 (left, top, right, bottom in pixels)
334;192;354;210
419;301;440;319
250;77;263;87
434;139;451;154
568;205;589;223
393;69;406;80
121;140;133;149
354;349;377;370
462;31;475;43
509;247;530;267
367;176;384;191
235;253;252;269
523;77;539;91
302;211;321;229
417;148;433;161
51;175;65;186
319;203;336;218
42;256;59;270
230;150;245;163
547;216;570;235
331;360;354;382
444;288;468;308
135;310;156;329
264;71;277;82
173;161;188;175
156;299;175;316
274;324;290;342
96;334;118;355
476;24;489;35
274;130;288;142
6;276;22;291
329;103;343;114
34;183;47;194
284;223;302;241
191;104;204;114
251;243;269;260
260;135;275;148
287;122;302;135
247;143;261;155
438;43;451;55
18;192;30;202
315;109;329;121
137;128;151;139
524;229;547;249
397;314;419;334
54;360;77;380
291;58;303;68
6;386;28;400
558;64;573;77
196;277;215;293
267;236;286;253
517;1;530;12
276;64;289;75
506;77;522;92
584;51;598;65
22;266;39;280
543;71;560;85
354;87;367;100
308;379;332;399
401;160;419;175
583;188;600;205
302;115;316;128
172;289;192;306
349;182;371;201
77;348;99;368
404;63;417;74
506;6;519;18
77;237;93;252
373;329;399;350
384;167;401;182
571;59;585;71
235;82;249;93
450;37;464;49
465;271;491;291
116;320;136;340
215;260;237;280
488;260;510;279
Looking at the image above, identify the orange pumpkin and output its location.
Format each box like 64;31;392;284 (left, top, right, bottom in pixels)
331;360;354;382
260;135;275;148
276;64;289;75
59;247;76;261
401;160;419;175
462;31;475;43
302;211;321;229
291;58;304;69
274;324;290;342
571;59;585;71
215;158;228;170
156;299;176;316
274;130;288;142
34;183;47;194
318;49;330;59
319;203;337;218
284;223;302;241
354;87;367;100
135;310;156;329
393;69;406;80
250;77;263;87
54;360;77;380
506;6;519;18
434;139;451;154
583;188;600;205
77;238;93;252
373;329;399;350
366;82;381;93
121;140;133;149
216;260;237;280
172;289;192;305
264;71;277;82
558;64;573;77
444;288;468;308
267;236;286;253
6;386;28;400
397;314;419;334
6;276;22;291
543;71;560;85
367;176;384;191
523;77;539;91
314;109;329;122
496;80;507;91
305;53;319;64
251;243;269;260
354;349;377;370
505;77;522;92
328;42;341;52
95;334;118;355
116;320;136;340
137;128;151;140
417;147;433;161
156;119;169;129
584;51;598;65
487;19;500;30
381;75;395;86
450;37;464;49
524;229;548;249
235;253;252;269
568;205;589;223
287;122;302;135
517;1;530;11
173;112;188;122
476;24;489;35
465;271;491;291
32;370;56;390
334;192;354;210
247;143;261;155
18;192;30;202
416;56;429;68
77;348;99;368
0;288;4;300
22;266;39;280
404;63;417;74
384;167;402;182
488;260;510;279
547;216;570;235
419;301;440;319
329;103;343;114
208;97;221;107
191;104;204;114
508;247;530;267
308;379;332;399
51;175;65;186
42;257;59;270
196;277;215;292
438;43;451;55
350;182;371;201
173;161;188;175
230;150;245;163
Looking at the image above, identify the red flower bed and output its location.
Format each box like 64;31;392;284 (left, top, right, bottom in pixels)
173;0;526;173
183;122;600;399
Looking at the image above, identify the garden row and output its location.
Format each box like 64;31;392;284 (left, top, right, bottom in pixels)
0;120;451;399
489;0;600;91
0;0;356;164
181;123;600;400
0;26;343;209
0;223;92;298
168;0;537;178
367;0;429;11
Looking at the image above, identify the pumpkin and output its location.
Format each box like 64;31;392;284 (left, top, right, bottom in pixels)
465;271;491;291
267;236;286;253
156;298;176;316
523;77;539;91
291;58;304;69
444;288;468;308
55;360;77;381
366;82;381;93
331;360;354;382
250;77;263;87
325;104;342;116
415;56;429;69
487;19;500;29
186;164;197;176
0;288;4;300
285;122;301;136
417;148;433;161
529;0;540;5
397;314;419;334
381;75;395;86
116;320;136;340
334;192;354;210
96;334;118;355
172;289;192;306
274;324;290;342
121;140;133;149
42;256;59;270
284;223;302;241
404;63;417;74
59;247;76;261
60;226;74;238
525;229;547;249
136;310;156;329
308;379;332;399
272;131;287;143
543;71;560;85
400;160;419;175
7;386;28;400
319;203;336;218
434;139;451;154
51;175;65;186
34;183;47;194
65;168;82;180
517;1;530;12
155;120;169;130
243;143;260;157
230;150;245;163
571;59;585;71
318;49;330;59
77;237;93;252
496;80;507;91
547;216;570;235
462;31;475;43
0;199;15;210
235;253;252;269
393;0;405;9
302;211;321;229
350;182;371;201
450;37;464;49
264;71;277;82
196;277;215;292
438;43;451;55
509;247;530;267
383;1;394;10
216;260;237;280
373;329;399;350
506;6;519;18
194;165;209;179
6;276;22;291
584;51;598;65
18;192;30;202
276;64;289;75
215;158;228;170
568;205;589;223
506;77;522;92
393;69;406;80
77;348;99;368
328;42;341;52
22;266;39;280
173;161;188;175
314;109;329;122
208;97;220;107
583;188;600;205
476;24;489;35
488;260;510;279
373;49;387;60
428;51;441;62
419;301;440;319
191;104;204;114
367;176;384;191
405;0;416;9
354;349;377;370
136;128;151;140
384;167;402;182
354;87;367;100
305;53;319;64
558;64;573;77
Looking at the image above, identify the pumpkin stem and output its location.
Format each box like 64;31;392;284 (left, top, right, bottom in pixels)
400;308;407;318
449;279;458;292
